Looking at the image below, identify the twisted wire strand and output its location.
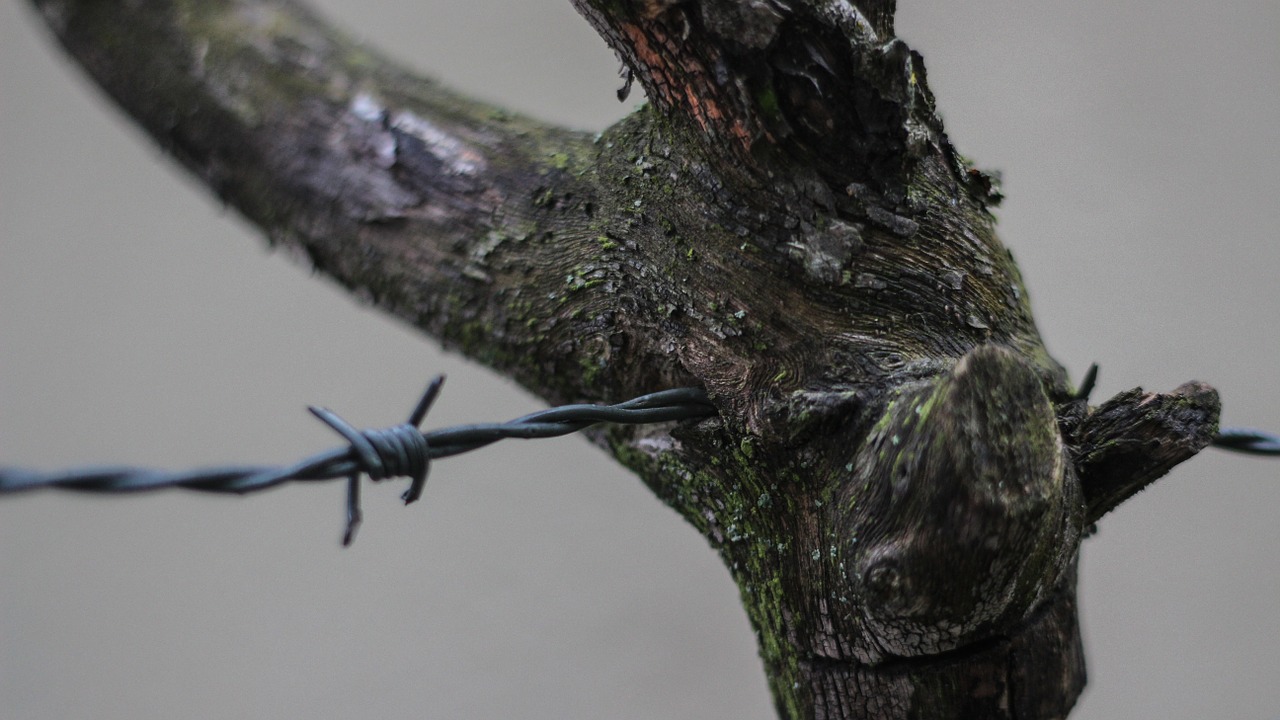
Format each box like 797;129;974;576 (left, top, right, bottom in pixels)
0;377;716;544
1;373;1275;543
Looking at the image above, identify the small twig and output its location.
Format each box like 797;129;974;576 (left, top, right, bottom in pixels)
1073;363;1277;456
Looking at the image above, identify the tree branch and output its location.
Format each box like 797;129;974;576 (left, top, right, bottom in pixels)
32;0;626;402
30;0;1224;718
572;0;997;209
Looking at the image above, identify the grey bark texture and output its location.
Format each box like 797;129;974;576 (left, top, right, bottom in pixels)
25;0;1228;717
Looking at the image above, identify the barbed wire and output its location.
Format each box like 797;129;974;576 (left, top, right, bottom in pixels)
1212;427;1280;456
1;375;1275;544
0;377;716;545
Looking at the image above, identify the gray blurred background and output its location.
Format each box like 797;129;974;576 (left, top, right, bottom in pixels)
2;1;1277;718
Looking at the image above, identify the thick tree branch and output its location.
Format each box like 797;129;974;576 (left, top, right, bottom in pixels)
576;2;913;168
573;0;998;211
30;1;1224;718
31;0;628;402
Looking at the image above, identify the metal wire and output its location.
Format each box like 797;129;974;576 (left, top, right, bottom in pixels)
1213;427;1280;456
2;371;1275;543
0;377;716;545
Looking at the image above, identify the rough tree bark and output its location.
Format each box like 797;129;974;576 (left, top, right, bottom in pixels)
28;0;1222;717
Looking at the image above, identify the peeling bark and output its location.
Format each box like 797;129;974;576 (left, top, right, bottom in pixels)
29;0;1221;717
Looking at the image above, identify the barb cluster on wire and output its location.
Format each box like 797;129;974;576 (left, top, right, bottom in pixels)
0;377;716;545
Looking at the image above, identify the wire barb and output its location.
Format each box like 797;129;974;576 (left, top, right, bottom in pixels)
309;375;441;545
1075;363;1099;401
0;380;716;545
